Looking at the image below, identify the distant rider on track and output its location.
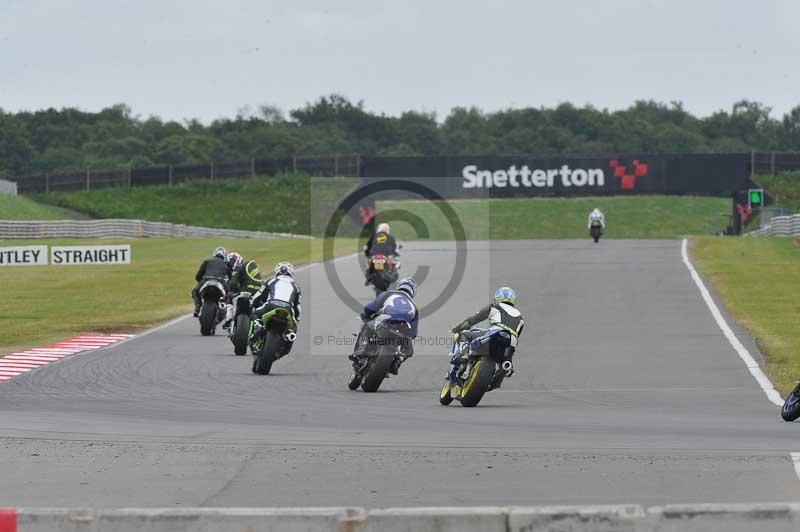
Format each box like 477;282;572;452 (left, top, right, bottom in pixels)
251;262;302;356
349;277;418;375
363;222;399;286
448;287;524;384
587;208;606;232
364;222;399;258
191;246;230;317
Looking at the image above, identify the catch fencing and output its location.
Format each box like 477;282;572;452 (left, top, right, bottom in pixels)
7;155;361;195
752;151;800;175
0;219;313;240
747;214;800;237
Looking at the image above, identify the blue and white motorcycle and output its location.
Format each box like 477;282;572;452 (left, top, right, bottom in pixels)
440;326;515;407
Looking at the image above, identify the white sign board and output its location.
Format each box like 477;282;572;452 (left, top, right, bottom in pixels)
51;245;131;265
0;245;49;266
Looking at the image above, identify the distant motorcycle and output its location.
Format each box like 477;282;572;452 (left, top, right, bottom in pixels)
590;220;603;243
348;314;413;393
250;301;296;375
782;382;800;421
198;279;227;336
228;291;253;356
365;254;399;295
440;327;515;407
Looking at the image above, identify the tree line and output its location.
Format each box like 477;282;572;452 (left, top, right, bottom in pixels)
1;95;799;177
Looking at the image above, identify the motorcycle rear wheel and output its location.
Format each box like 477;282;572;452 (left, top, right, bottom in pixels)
253;330;279;375
459;356;495;407
361;346;396;393
233;314;250;356
199;303;216;336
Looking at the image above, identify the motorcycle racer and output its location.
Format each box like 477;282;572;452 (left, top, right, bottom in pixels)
448;287;524;384
349;277;418;374
587;208;606;231
191;246;229;317
251;262;302;356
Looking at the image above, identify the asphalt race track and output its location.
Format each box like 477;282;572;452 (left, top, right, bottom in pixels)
1;240;798;507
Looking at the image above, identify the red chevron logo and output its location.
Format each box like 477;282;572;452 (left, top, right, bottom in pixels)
609;159;649;190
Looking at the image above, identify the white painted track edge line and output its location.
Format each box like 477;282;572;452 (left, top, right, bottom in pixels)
681;238;783;406
791;453;800;481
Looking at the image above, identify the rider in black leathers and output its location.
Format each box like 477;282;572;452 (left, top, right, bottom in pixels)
191;246;229;317
363;222;400;286
364;222;399;258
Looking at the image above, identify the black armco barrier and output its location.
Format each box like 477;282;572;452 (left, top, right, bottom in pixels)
360;153;752;198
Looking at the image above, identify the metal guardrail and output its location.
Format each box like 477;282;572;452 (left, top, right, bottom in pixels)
0;219;313;240
747;214;800;237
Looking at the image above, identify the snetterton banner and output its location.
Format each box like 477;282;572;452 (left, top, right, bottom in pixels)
359;154;752;199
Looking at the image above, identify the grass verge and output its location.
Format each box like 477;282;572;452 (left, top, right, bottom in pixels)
691;237;800;394
0;194;71;220
378;195;730;240
0;236;356;355
35;174;360;236
755;172;800;212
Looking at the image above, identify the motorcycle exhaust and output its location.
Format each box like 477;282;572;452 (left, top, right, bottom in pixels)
501;360;513;372
284;331;297;343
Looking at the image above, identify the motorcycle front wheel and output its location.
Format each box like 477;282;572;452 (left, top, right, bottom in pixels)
439;378;454;405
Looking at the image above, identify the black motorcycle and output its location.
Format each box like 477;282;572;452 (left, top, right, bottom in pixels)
198;279;227;336
228;291;253;356
590;220;603;243
440;327;515;407
782;382;800;421
250;301;296;375
348;315;413;393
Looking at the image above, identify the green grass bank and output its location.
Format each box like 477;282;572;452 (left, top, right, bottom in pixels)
36;174;360;236
378;195;730;240
0;236;356;354
691;237;800;394
0;194;72;220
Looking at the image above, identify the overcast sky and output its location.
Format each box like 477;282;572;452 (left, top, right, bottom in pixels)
1;0;798;123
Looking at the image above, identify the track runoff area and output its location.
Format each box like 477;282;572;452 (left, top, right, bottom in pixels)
0;238;798;514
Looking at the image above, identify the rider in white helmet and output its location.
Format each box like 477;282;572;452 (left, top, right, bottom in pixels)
251;262;302;356
587;208;606;231
364;222;398;258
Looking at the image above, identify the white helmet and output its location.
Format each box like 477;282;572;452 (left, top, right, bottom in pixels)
377;223;390;234
274;262;295;277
